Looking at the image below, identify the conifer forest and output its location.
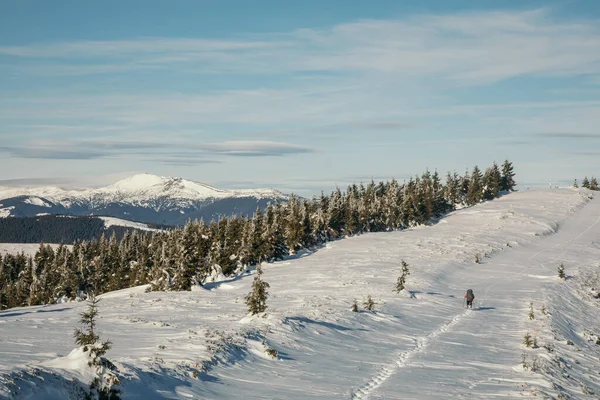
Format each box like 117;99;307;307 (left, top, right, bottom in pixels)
0;161;516;310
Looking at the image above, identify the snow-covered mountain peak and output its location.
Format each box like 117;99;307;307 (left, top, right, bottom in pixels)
0;174;289;224
107;173;167;192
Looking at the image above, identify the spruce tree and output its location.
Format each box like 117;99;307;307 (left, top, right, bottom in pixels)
363;295;376;311
590;177;599;191
466;166;483;205
582;176;590;189
73;295;121;399
500;160;516;191
395;260;409;293
245;265;270;315
573;179;578;188
558;263;565;279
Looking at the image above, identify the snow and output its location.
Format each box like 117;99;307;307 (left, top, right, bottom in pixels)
1;189;600;399
106;173;167;192
23;197;51;207
99;216;159;232
0;174;287;211
0;207;13;218
0;243;72;257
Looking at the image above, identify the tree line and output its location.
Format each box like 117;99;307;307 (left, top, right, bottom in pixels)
0;215;165;244
574;177;599;191
0;160;516;310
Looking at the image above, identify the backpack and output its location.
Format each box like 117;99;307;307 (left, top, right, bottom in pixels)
466;289;474;301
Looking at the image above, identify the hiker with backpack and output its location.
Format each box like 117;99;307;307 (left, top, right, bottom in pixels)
464;289;475;309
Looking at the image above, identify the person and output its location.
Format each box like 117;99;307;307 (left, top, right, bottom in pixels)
464;289;475;309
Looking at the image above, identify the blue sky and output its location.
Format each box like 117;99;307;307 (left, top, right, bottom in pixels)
1;0;599;196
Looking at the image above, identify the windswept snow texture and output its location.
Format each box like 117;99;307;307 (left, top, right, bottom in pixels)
2;189;600;399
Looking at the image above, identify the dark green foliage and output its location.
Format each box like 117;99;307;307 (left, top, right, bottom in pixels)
351;300;358;312
74;296;105;348
582;177;590;188
466;166;483;205
590;177;599;191
482;163;502;200
500;160;516;192
395;260;409;293
558;263;565;279
245;265;270;315
0;160;513;309
74;296;121;400
0;215;158;244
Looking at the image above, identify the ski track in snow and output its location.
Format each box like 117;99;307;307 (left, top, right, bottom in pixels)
351;310;470;399
351;194;600;400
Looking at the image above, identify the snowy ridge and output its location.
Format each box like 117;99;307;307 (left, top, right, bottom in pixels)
0;174;285;207
1;189;600;399
0;174;288;224
98;216;159;232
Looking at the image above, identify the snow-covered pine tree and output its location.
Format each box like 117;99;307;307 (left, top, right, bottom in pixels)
573;179;578;188
444;171;460;209
558;263;565;279
395;260;410;293
363;295;376;311
482;162;501;200
466;166;483;206
285;195;304;253
300;200;316;248
73;295;121;400
582;176;590;188
460;169;470;205
500;160;516;191
174;220;201;291
245;265;270;315
590;177;599;191
343;190;359;235
15;257;34;307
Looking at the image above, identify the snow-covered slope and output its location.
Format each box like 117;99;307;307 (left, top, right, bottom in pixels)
0;174;288;225
0;174;284;205
1;189;600;399
98;216;159;232
0;243;73;257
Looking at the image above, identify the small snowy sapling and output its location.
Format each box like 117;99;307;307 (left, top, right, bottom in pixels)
351;300;358;312
528;302;535;320
395;260;410;293
558;263;565;280
363;295;376;312
245;265;270;315
73;295;121;400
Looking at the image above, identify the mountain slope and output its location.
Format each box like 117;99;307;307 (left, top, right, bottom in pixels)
0;174;288;225
1;189;599;399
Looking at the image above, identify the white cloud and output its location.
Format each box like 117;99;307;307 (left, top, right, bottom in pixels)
1;9;598;85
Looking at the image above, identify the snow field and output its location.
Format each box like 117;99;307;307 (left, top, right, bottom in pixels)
1;189;600;399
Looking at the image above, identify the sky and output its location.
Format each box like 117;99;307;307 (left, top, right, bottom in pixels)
1;0;599;196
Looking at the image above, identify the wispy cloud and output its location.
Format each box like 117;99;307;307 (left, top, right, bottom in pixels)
199;141;314;157
2;9;600;84
0;177;75;187
0;139;312;160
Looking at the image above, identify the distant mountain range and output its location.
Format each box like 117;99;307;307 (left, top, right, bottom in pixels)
0;174;289;226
